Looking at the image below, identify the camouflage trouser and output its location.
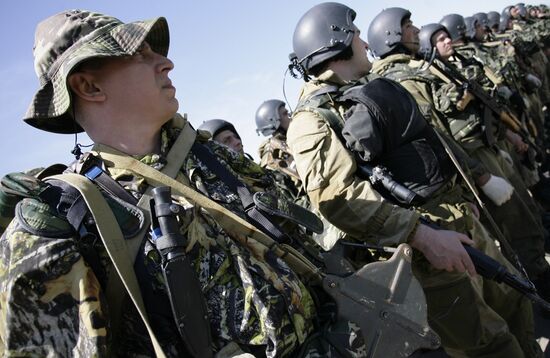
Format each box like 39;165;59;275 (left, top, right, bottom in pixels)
414;185;542;358
472;145;548;281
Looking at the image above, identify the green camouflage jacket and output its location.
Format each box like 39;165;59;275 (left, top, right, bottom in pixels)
0;121;317;357
372;54;505;152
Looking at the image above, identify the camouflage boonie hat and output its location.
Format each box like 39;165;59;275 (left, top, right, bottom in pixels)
24;10;169;134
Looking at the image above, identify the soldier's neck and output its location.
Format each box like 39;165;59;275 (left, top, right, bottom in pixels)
83;117;163;155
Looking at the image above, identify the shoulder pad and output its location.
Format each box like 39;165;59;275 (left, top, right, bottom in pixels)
45;178;145;239
15;196;74;237
0;171;53;234
3;171;145;239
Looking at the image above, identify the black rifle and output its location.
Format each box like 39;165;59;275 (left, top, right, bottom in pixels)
150;186;213;358
357;163;550;310
431;57;542;163
420;217;550;311
356;164;422;206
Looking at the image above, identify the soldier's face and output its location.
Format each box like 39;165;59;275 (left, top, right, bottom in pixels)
474;22;485;41
401;19;420;54
87;42;178;126
214;130;243;154
348;25;372;77
278;106;291;131
433;30;454;59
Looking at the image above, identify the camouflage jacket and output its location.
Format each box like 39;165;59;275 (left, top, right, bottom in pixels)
287;70;422;247
0;120;317;357
258;133;301;185
453;42;503;80
371;54;505;152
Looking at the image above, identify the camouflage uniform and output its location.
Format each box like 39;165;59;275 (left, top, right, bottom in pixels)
258;132;301;186
505;22;550;118
371;53;549;293
0;9;352;358
0;119;325;357
288;68;541;357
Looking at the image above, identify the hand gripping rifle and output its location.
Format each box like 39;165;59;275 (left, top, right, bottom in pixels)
150;186;213;357
356;162;550;311
430;57;542;165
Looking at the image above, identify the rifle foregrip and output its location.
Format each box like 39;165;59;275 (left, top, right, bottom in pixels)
463;245;535;294
462;244;506;280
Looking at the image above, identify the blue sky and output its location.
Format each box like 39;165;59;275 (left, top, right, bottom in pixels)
0;0;526;175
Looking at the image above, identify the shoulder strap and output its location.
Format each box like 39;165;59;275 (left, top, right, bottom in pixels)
96;141;323;285
48;173;167;358
189;142;290;243
48;120;197;357
295;86;348;145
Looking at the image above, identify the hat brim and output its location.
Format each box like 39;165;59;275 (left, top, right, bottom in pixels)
24;17;169;134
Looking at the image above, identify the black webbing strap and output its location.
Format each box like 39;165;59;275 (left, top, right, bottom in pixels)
190;142;289;243
84;166;138;206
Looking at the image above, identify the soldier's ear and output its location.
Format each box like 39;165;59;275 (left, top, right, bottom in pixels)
67;72;106;103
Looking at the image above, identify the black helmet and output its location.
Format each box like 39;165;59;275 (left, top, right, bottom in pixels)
472;12;490;30
502;5;513;17
499;12;512;32
367;7;412;58
487;11;501;29
439;14;466;41
198;119;240;139
515;3;527;18
418;23;448;58
292;2;356;72
464;16;478;39
255;99;285;136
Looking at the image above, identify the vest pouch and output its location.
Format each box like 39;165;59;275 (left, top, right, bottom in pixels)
378;135;454;204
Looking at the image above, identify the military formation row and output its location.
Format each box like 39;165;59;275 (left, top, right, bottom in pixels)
0;2;549;358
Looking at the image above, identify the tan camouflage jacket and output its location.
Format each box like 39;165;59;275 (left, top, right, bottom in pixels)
0;119;317;357
287;70;421;247
258;133;301;185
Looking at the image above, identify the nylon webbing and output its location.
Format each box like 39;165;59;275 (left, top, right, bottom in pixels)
95;144;323;285
49;173;167;358
190;142;289;243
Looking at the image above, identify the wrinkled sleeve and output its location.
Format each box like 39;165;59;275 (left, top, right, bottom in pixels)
0;216;109;357
287;110;420;247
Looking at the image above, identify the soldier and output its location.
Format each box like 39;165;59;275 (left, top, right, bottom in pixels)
287;2;541;357
487;11;501;33
414;21;550;297
256;99;301;184
0;9;361;357
198;118;244;155
197;117;304;208
440;12;547;191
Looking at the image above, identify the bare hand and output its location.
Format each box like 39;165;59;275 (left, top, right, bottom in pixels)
506;131;528;154
409;223;476;276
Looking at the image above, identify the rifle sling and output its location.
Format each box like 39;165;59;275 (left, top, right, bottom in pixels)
49;121;197;357
189;142;290;243
433;130;531;280
95;131;323;285
49;173;168;358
